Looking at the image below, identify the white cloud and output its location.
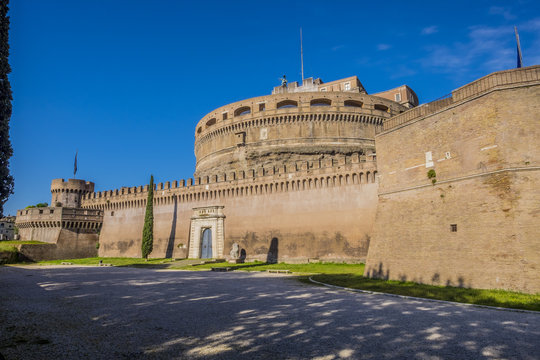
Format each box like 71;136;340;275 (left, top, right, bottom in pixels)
421;26;438;35
377;44;391;51
419;19;540;75
489;6;516;20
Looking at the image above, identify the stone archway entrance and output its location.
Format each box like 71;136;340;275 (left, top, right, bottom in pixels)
189;206;225;259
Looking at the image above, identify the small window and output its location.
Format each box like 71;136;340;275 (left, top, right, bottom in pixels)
450;224;457;232
111;211;115;216
395;93;401;102
344;82;351;91
39;209;43;214
50;209;54;214
259;103;266;111
222;112;228;120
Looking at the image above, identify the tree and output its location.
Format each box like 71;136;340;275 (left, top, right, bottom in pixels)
141;175;154;259
0;0;14;218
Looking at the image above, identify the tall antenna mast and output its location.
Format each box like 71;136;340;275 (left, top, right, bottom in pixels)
300;27;304;82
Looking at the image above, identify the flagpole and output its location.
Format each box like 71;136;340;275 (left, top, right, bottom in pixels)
514;26;523;68
300;27;304;82
74;151;78;178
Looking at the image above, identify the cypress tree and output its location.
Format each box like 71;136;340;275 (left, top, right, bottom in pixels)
141;175;154;259
0;0;14;217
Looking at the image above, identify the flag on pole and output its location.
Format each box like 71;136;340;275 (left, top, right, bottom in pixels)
515;26;523;68
74;151;78;178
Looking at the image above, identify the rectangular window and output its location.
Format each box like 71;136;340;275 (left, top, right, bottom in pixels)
344;82;351;91
395;93;401;102
39;209;43;214
222;112;228;120
450;224;457;232
259;103;265;111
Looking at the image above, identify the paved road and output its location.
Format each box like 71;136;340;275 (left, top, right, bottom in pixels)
0;266;538;360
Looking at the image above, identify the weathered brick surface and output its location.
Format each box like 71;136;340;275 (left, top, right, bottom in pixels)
366;67;540;293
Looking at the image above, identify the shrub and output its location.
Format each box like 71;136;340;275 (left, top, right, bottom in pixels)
141;175;154;259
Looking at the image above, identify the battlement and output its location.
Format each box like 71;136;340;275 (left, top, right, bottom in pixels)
15;207;103;231
50;178;95;208
51;178;95;192
81;158;378;211
382;65;540;132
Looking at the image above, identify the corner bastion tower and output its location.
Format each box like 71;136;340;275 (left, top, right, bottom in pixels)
82;76;417;262
15;179;103;260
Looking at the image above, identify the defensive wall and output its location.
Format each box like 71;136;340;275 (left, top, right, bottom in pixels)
366;65;540;293
194;91;407;178
82;157;379;262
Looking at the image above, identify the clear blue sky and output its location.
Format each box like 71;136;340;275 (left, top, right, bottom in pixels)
4;0;540;215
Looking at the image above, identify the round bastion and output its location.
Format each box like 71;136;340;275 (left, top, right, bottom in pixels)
194;91;407;178
50;178;95;208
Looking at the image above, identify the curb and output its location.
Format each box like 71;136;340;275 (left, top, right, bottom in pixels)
308;276;540;315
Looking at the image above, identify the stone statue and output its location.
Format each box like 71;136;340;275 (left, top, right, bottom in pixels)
230;242;240;259
280;75;287;87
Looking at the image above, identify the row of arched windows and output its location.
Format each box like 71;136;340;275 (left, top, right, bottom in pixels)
16;221;101;229
196;112;384;146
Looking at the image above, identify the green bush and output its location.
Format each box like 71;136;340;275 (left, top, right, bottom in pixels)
427;169;437;184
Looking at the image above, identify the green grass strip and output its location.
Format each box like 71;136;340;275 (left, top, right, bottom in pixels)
0;240;46;247
36;257;172;266
310;273;540;312
170;261;365;274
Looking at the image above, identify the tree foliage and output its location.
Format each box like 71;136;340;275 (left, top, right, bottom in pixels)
141;175;154;259
0;0;14;217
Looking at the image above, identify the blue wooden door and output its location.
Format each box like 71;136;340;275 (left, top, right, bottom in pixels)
201;228;213;259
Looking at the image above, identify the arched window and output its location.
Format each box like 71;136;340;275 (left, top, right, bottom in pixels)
344;100;363;108
206;118;216;127
234;106;251;116
374;104;389;112
276;100;298;109
310;98;331;107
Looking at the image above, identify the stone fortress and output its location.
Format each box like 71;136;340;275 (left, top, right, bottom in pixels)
16;65;540;294
15;179;102;260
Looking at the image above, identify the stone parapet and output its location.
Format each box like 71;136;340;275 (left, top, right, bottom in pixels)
382;65;540;132
81;161;378;211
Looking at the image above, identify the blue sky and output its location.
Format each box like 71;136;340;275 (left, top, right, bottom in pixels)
4;0;540;215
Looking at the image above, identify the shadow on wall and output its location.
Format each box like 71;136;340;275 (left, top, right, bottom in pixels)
165;196;177;259
266;237;278;264
240;248;246;262
365;262;470;288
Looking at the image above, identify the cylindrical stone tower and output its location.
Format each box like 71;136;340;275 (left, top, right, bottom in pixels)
193;90;407;178
50;179;95;208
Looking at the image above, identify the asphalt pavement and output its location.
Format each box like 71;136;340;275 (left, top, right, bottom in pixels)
0;266;538;359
